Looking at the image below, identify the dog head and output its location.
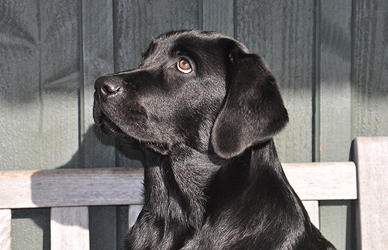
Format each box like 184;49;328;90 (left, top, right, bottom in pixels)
93;30;288;158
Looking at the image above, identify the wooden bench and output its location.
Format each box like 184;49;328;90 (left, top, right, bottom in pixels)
1;137;387;249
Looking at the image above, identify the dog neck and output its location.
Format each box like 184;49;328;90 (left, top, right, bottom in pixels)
139;139;308;247
141;144;224;230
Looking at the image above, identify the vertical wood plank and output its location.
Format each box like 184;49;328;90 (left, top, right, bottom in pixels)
319;0;352;162
80;1;118;248
235;0;315;163
128;205;143;228
202;0;234;37
353;137;388;250
0;0;41;170
302;201;319;228
51;207;89;250
36;0;80;168
0;0;80;170
81;0;116;169
0;209;11;250
352;0;388;138
318;2;353;249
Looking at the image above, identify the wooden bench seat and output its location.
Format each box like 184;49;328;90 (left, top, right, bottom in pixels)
0;137;387;249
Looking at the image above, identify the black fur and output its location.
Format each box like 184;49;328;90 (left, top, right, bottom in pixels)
93;30;336;250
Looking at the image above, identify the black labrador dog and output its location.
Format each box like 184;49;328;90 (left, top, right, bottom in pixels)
94;30;335;250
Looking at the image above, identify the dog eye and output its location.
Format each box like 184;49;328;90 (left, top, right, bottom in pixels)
177;59;192;73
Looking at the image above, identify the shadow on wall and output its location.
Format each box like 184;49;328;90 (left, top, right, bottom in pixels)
13;125;144;249
29;125;144;217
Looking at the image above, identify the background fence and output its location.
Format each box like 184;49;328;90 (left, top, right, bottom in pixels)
1;0;387;249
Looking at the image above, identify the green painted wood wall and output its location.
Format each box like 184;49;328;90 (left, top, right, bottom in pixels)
1;0;387;249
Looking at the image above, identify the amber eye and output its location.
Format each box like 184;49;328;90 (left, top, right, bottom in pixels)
177;59;192;73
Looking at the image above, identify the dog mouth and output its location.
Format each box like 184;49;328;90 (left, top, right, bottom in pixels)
94;106;170;154
95;112;129;138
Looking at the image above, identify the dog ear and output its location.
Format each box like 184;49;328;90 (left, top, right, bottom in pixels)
211;49;288;159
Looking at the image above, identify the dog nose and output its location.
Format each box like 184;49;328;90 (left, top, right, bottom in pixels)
95;76;123;101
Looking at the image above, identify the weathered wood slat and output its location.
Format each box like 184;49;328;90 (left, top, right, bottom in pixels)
0;209;11;250
353;137;388;250
0;168;143;209
302;201;319;228
51;207;89;250
0;163;356;209
283;162;357;200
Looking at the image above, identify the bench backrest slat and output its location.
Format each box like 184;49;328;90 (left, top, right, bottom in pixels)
0;209;11;250
0;168;144;209
0;163;356;209
51;207;89;250
283;162;357;200
353;137;388;250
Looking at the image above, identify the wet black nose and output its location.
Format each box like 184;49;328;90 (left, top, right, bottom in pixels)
95;76;123;102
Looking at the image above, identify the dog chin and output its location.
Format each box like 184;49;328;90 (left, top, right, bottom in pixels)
96;112;171;155
95;113;135;143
